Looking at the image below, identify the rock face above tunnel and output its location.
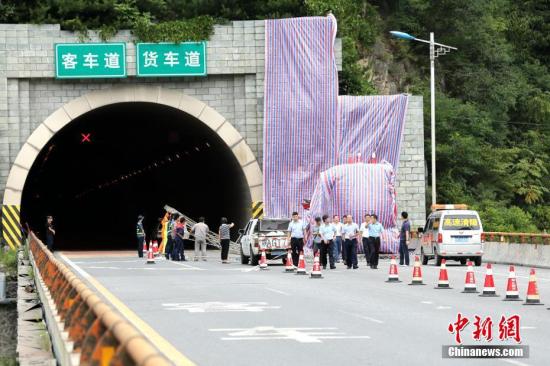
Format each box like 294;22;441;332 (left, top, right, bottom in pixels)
0;23;425;228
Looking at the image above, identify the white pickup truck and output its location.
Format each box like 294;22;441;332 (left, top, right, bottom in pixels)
239;218;290;265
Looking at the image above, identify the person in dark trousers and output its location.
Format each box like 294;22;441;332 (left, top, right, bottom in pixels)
342;215;359;269
165;213;178;260
286;212;307;266
320;214;336;269
173;217;187;261
368;214;384;269
399;211;411;266
311;217;323;256
359;214;372;266
219;217;235;263
136;215;145;257
45;215;55;252
170;214;181;261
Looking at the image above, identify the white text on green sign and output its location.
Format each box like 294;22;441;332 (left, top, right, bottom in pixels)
55;43;126;79
136;42;207;77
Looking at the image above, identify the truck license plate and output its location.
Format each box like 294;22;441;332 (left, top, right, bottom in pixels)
260;238;286;249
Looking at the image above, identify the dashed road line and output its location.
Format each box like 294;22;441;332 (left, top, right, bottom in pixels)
265;287;291;296
338;310;384;324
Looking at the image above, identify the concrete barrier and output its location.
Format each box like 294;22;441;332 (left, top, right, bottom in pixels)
483;241;550;269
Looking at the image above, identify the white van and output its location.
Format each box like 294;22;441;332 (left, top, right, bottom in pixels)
419;205;484;266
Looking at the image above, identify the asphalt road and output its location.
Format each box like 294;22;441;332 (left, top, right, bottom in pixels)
58;251;550;366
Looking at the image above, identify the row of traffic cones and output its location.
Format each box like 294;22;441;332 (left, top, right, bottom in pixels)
142;240;160;256
261;249;323;278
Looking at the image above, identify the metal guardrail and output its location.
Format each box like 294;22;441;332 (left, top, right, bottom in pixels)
484;232;550;245
28;232;173;366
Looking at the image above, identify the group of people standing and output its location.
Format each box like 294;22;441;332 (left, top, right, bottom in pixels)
288;211;411;269
137;213;235;263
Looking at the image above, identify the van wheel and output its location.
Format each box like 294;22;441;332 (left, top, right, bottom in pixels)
474;257;482;267
460;259;467;266
435;250;442;267
421;249;428;265
240;246;249;264
250;245;259;266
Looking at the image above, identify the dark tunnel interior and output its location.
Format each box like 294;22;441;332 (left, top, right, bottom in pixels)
21;102;251;250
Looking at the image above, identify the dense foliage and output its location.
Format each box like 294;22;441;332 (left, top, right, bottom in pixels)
1;0;548;232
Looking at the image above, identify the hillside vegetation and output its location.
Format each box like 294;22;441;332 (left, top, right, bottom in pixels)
1;0;548;232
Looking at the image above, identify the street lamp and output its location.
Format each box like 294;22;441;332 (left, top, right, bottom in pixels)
390;31;457;206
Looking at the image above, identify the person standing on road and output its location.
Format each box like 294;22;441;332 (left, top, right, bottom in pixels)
399;212;411;266
174;217;187;261
320;214;336;270
45;215;56;252
342;215;359;269
136;215;145;258
368;214;384;269
360;214;372;266
168;214;179;260
312;217;323;256
192;217;209;261
287;212;307;267
219;217;235;264
332;215;343;263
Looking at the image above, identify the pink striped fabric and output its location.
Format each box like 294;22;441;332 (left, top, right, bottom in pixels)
263;16;338;219
338;95;409;168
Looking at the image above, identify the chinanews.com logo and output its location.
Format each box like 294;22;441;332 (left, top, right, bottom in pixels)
443;313;529;359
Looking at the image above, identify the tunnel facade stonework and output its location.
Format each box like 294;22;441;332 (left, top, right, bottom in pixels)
0;22;426;227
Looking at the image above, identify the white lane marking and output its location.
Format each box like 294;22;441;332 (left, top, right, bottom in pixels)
265;287;290;296
520;326;536;330
168;261;205;271
501;359;531;366
60;253;91;279
209;326;370;343
162;302;280;313
339;310;384;324
223;267;260;272
73;259;143;264
85;266;201;271
421;301;433;304
436;306;452;310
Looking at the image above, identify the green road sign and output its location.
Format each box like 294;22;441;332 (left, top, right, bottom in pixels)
136;42;207;77
55;43;126;79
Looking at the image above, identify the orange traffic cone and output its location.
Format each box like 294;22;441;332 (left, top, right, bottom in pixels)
408;256;425;285
284;250;295;273
146;248;155;264
385;255;402;283
479;263;498;297
503;265;521;301
152;240;159;256
435;259;451;289
523;268;544;305
461;261;479;293
296;251;307;275
259;249;268;270
142;240;147;255
310;252;323;279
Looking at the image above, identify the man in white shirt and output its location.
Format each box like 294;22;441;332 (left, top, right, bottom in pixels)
359;214;372;266
341;215;359;269
332;215;343;263
191;217;209;261
320;215;336;269
286;212;307;266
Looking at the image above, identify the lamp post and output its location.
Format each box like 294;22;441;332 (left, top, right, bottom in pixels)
390;31;457;206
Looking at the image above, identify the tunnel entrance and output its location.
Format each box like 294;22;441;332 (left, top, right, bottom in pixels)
21;101;251;250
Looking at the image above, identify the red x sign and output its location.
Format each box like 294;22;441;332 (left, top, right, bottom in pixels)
81;133;91;143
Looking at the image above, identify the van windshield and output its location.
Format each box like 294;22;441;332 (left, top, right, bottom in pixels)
260;219;290;232
442;215;480;230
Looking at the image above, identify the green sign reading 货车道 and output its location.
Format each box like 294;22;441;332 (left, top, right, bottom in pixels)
55;43;126;79
136;42;207;77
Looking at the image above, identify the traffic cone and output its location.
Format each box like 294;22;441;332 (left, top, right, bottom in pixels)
152;240;159;256
142;240;147;254
284;250;295;273
461;261;479;293
259;249;268;270
523;268;544;305
434;259;451;289
479;263;498;297
310;252;323;279
503;265;522;301
296;251;307;275
385;255;402;283
408;256;425;285
146;248;155;264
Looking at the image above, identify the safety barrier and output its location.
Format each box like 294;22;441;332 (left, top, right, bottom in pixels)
484;232;550;245
28;232;173;366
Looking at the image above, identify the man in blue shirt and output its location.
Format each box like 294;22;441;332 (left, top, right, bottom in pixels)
287;212;307;266
320;214;336;269
399;211;411;266
368;214;384;269
342;215;359;269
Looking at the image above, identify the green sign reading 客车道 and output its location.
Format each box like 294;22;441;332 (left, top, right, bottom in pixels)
136;42;207;77
55;43;126;78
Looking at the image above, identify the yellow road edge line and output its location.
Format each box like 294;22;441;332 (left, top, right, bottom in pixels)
58;254;196;366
